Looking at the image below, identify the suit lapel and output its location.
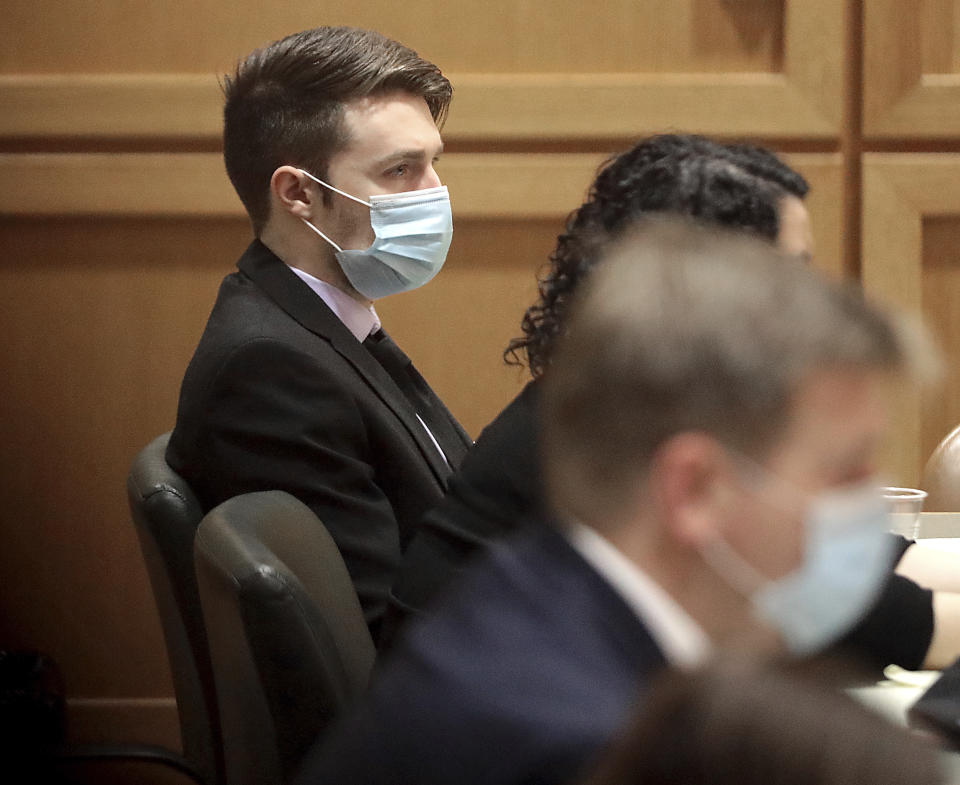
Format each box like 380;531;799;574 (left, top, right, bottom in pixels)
545;526;670;670
236;241;454;485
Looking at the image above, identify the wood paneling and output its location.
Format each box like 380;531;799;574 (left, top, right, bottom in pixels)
0;75;224;140
1;1;785;75
864;0;960;138
921;216;960;471
1;0;843;140
862;154;960;485
0;152;606;218
0;217;248;705
4;0;940;760
0;150;843;246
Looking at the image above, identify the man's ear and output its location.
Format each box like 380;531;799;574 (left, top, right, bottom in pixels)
269;166;316;219
651;432;731;549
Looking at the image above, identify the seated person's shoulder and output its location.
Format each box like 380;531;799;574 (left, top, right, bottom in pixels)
441;380;543;520
308;530;642;785
471;379;540;454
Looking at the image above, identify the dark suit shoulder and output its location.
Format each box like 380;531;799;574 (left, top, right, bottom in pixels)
384;381;544;636
200;268;326;348
428;379;542;539
468;379;541;504
167;248;456;634
304;526;666;785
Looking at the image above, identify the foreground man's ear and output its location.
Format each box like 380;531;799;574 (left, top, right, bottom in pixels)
652;432;732;549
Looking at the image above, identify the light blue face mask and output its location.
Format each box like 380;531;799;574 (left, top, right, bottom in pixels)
298;169;453;300
701;472;896;656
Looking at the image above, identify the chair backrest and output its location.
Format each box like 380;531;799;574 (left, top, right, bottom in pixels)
922;424;960;512
194;490;376;785
127;432;222;785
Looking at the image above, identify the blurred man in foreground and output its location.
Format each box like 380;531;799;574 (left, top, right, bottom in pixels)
298;219;932;785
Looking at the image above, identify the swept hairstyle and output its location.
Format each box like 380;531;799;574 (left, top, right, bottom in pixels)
223;26;452;234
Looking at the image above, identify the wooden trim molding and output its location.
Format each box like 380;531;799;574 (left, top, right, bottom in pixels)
440;74;838;140
1;1;843;141
0;152;842;228
0;153;241;216
0;74;224;139
864;0;960;138
0;152;608;218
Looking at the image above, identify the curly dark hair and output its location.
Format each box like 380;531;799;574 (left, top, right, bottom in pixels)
506;134;810;377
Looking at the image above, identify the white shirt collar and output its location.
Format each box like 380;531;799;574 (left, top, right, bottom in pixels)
565;522;712;669
288;266;381;342
289;265;450;467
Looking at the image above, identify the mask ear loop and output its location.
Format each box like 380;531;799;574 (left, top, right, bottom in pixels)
301;218;344;252
298;169;372;207
296;168;374;253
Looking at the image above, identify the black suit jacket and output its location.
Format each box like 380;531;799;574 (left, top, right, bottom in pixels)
387;379;934;670
297;524;668;785
382;379;542;643
167;240;471;635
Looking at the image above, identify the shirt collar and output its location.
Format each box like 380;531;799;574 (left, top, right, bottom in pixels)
565;521;712;669
288;265;381;342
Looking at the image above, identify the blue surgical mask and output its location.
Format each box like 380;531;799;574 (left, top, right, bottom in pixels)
701;473;895;655
298;170;453;300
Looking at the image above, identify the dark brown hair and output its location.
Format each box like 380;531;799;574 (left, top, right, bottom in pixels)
583;660;945;785
223;26;452;234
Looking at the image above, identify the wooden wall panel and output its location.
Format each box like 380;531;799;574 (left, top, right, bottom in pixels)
862;155;960;486
864;0;960;138
1;0;844;140
0;152;607;219
0;218;247;691
0;0;875;764
3;0;785;75
0;150;844;246
0;216;248;748
921;216;960;471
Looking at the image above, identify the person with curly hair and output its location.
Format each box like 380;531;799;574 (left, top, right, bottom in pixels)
382;133;814;641
380;134;940;677
508;135;811;380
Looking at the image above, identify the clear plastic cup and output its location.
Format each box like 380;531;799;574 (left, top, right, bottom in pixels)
883;487;928;539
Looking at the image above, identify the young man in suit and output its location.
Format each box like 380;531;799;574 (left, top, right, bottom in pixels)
166;27;471;641
297;220;932;785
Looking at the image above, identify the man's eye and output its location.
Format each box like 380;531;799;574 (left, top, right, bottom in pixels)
389;164;409;177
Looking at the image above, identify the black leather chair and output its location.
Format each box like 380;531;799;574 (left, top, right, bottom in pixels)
194;490;375;785
127;432;223;785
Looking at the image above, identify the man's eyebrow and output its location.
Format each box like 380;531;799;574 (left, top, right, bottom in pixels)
374;145;444;167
